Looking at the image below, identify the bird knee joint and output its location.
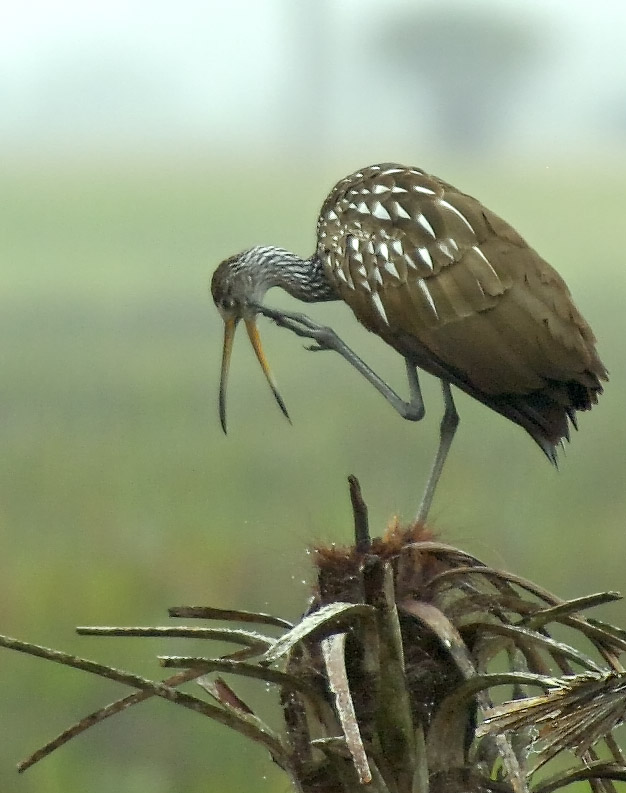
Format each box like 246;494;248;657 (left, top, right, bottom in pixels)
404;404;425;422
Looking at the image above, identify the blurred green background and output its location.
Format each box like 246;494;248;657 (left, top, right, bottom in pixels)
2;2;626;792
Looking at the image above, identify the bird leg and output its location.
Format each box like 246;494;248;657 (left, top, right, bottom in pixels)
416;381;459;524
253;303;459;523
252;304;425;421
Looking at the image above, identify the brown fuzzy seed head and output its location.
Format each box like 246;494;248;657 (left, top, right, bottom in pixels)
311;519;442;605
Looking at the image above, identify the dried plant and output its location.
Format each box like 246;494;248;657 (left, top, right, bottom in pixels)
2;477;626;793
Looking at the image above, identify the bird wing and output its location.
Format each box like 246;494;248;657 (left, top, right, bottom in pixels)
317;164;604;397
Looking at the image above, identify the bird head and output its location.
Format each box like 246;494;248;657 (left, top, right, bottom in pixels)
211;248;290;433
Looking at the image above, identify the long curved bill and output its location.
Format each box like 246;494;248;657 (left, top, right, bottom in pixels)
219;317;238;433
218;315;291;434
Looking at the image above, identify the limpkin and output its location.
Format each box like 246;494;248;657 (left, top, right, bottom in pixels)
211;163;607;521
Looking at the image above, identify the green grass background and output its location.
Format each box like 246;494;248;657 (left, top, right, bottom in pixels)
1;155;625;792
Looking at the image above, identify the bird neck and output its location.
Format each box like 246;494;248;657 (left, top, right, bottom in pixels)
253;247;338;304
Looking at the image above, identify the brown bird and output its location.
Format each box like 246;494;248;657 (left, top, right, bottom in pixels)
211;163;607;520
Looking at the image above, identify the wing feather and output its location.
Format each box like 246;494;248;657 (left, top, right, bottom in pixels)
318;163;606;401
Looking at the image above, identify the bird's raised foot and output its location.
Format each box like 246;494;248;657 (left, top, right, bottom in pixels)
252;304;340;353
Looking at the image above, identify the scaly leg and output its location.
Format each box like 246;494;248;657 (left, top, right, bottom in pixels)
416;380;459;523
254;304;425;421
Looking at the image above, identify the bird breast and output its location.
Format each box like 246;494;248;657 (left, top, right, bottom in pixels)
316;163;605;397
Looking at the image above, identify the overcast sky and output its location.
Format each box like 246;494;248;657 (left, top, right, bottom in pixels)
2;0;626;157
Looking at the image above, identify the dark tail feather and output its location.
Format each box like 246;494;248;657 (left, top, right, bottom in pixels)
566;406;578;431
407;337;605;465
536;435;559;467
491;377;604;467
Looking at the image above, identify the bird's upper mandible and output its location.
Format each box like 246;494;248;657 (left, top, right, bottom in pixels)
315;163;600;396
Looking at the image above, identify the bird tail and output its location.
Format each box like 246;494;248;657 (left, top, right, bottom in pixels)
495;376;605;466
